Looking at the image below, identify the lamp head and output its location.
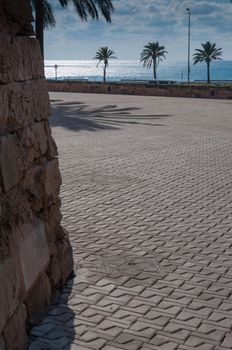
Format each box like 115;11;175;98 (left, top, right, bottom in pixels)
186;8;190;11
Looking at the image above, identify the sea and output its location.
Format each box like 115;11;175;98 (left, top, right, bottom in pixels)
45;60;232;83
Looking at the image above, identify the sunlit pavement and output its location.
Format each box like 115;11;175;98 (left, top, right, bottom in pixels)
29;92;232;350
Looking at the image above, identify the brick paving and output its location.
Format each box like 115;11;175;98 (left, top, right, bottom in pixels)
29;92;232;349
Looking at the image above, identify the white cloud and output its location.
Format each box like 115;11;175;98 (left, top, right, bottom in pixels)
45;0;232;60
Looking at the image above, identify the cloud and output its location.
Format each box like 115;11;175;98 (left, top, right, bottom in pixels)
44;0;232;60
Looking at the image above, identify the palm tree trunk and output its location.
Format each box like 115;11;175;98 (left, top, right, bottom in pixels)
103;64;106;82
153;58;157;80
35;0;44;59
207;61;210;84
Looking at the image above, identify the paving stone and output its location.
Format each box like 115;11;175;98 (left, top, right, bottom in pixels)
168;291;193;306
150;282;174;297
184;335;216;350
156;300;182;316
221;335;232;348
29;337;72;349
79;307;106;324
101;346;122;350
198;292;222;308
113;332;143;350
30;323;55;337
77;331;108;349
208;311;232;328
128;321;158;338
143;309;170;327
163;322;191;341
149;334;178;350
64;345;91;350
194;323;226;342
123;299;151;315
28;340;61;350
111;309;139;325
96;320;123;337
187;302;213;317
94;297;121;313
110;288;135;304
43;327;74;340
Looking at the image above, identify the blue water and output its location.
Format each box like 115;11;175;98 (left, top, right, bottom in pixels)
45;60;232;82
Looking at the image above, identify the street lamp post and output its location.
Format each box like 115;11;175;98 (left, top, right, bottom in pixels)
54;64;58;80
186;8;191;85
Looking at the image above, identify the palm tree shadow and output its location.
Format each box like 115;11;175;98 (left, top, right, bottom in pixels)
50;100;171;132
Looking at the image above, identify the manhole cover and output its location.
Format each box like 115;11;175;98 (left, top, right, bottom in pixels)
75;251;162;276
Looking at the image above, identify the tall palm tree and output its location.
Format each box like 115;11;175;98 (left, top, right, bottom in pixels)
193;41;222;84
94;47;117;82
31;0;114;58
140;42;167;80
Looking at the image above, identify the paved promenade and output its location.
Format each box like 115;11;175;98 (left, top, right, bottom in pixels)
30;92;232;349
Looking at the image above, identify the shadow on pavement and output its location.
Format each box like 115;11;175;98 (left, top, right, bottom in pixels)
28;278;76;350
50;100;171;132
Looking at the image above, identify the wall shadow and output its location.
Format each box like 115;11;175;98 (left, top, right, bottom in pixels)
28;277;76;349
50;100;171;132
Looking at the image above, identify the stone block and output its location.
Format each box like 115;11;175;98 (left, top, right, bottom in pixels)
25;272;51;323
42;159;62;204
44;121;58;160
44;203;63;246
0;1;7;33
47;255;62;289
0;80;50;136
2;0;34;36
23;166;61;220
57;234;73;284
0;335;5;350
0;253;25;334
29;80;51;122
15;218;50;291
0;34;43;84
34;122;49;156
19;122;48;161
3;304;27;350
14;122;50;179
0;186;33;227
0;134;19;192
22;165;45;214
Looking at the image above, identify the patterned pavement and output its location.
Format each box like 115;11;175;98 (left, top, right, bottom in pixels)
29;92;232;349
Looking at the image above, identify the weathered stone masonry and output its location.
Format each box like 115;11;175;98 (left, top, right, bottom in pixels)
0;1;73;348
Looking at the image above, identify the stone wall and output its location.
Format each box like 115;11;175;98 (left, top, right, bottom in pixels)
47;80;232;99
0;1;73;349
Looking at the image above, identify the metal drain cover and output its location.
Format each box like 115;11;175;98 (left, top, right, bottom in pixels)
76;251;162;275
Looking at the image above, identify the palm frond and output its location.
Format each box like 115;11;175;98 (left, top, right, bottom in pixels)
94;0;114;22
69;0;113;22
94;46;117;66
31;0;56;28
193;41;222;65
43;0;56;28
140;41;167;68
58;0;70;6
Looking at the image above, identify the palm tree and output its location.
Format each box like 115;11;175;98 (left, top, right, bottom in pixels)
193;41;222;84
94;47;117;82
31;0;55;58
31;0;114;58
140;42;167;80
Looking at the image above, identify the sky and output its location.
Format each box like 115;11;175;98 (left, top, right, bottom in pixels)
44;0;232;61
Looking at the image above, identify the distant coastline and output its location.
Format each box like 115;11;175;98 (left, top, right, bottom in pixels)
45;59;232;83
